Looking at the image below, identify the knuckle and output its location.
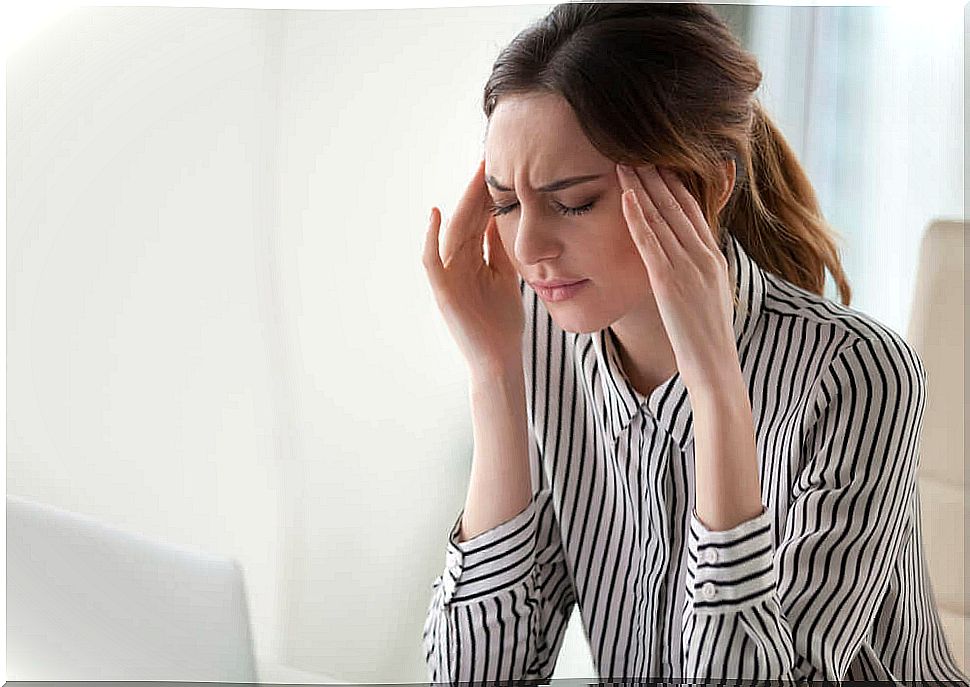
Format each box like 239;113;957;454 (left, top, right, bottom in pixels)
707;246;726;265
701;250;725;275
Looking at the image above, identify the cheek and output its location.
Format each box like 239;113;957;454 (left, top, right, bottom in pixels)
602;222;653;287
602;219;642;261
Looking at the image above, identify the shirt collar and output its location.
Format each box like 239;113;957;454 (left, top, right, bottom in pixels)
585;232;767;452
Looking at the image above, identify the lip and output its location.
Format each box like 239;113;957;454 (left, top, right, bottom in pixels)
530;278;586;288
532;279;589;302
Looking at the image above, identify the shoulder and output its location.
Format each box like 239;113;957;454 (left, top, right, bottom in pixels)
760;272;926;413
763;271;924;373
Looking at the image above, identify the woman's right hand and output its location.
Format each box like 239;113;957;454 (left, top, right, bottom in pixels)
422;158;525;376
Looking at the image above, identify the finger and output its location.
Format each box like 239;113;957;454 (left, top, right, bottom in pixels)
617;163;680;267
441;158;490;262
621;186;671;274
422;207;444;284
485;217;513;275
634;163;699;257
658;166;719;254
483;216;496;268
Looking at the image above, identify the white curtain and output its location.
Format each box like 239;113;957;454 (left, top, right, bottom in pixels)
745;3;964;335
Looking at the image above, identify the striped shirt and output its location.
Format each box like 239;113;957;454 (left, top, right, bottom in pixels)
422;231;969;683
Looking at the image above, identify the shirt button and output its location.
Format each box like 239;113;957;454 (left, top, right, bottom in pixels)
701;582;717;599
703;548;718;564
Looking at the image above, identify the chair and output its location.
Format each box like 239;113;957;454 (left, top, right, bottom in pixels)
905;217;966;675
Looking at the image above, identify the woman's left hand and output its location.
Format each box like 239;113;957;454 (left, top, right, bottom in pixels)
615;162;738;392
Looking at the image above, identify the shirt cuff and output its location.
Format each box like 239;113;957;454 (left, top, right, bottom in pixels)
687;504;776;612
439;497;538;606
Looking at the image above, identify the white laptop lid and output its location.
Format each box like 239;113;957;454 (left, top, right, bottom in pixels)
7;494;260;683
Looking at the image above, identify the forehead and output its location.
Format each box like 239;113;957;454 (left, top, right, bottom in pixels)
484;93;606;185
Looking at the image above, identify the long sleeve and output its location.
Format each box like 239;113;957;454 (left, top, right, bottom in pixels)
422;486;577;684
681;335;927;683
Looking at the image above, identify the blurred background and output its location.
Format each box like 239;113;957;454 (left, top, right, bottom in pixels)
6;1;965;681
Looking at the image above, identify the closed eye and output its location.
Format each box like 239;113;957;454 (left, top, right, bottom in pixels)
489;200;596;217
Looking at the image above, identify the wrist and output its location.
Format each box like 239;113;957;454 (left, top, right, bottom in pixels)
685;360;746;404
469;357;523;389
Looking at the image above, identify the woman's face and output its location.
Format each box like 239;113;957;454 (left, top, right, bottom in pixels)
483;92;653;334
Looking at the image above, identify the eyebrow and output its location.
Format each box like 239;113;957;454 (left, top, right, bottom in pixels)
484;173;604;193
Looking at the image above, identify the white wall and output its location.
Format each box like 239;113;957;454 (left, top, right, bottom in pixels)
7;5;291;666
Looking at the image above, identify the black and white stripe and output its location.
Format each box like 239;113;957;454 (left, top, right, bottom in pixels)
422;232;969;683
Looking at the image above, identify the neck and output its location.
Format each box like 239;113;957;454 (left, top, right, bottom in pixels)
608;296;679;398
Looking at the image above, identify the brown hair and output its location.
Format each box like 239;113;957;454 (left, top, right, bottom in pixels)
481;1;851;305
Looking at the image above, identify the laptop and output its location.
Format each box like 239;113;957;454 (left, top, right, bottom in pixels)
6;493;260;683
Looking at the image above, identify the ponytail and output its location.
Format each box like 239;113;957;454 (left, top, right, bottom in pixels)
723;99;852;306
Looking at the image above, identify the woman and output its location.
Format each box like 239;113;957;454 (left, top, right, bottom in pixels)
420;2;967;683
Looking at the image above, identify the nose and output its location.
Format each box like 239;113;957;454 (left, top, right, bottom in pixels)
512;208;563;268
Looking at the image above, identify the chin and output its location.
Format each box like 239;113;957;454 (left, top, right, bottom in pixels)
546;308;610;335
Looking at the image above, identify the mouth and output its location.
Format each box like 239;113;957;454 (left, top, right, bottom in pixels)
531;279;590;302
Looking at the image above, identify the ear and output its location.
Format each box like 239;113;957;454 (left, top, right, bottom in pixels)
716;158;737;213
